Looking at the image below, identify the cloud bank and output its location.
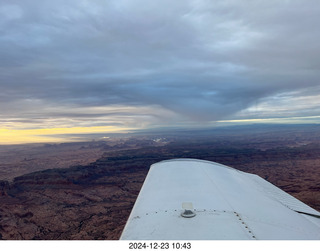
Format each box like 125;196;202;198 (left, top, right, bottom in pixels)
1;0;320;134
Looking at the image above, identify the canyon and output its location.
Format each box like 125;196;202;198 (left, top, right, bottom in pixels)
0;124;319;240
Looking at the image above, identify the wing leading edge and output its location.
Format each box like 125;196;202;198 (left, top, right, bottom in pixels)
120;159;320;240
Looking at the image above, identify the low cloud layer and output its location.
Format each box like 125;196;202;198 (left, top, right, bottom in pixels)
1;0;320;132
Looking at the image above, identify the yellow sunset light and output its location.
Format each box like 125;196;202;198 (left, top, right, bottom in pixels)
0;126;131;145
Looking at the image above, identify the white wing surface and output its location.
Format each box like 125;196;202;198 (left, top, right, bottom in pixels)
120;159;320;240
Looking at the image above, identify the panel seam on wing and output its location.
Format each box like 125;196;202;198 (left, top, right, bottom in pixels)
131;209;258;240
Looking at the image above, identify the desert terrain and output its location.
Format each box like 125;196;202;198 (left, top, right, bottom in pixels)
0;124;319;240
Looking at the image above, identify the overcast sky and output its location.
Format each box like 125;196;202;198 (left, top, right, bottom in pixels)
1;0;320;142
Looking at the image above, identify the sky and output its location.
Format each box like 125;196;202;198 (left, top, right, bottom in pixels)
1;0;320;144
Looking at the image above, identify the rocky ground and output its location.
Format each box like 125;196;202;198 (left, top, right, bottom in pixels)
0;159;149;240
0;125;319;240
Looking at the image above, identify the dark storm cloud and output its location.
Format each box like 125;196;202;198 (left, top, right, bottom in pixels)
1;0;320;128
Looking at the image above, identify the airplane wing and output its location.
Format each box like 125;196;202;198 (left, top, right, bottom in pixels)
120;159;320;240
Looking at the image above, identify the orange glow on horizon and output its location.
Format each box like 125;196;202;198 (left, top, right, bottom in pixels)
0;126;132;145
